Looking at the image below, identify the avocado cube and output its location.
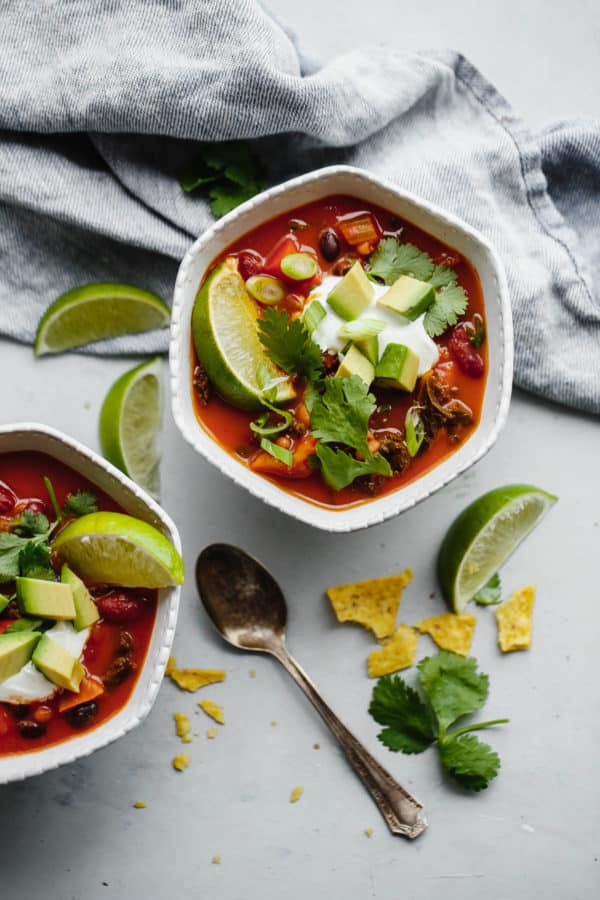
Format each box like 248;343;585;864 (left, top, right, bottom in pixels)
0;632;41;684
32;635;85;692
17;577;75;620
375;344;419;391
377;275;435;320
327;261;374;321
61;565;99;632
336;344;375;386
354;334;379;366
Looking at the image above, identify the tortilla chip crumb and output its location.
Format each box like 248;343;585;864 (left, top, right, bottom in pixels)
198;699;225;724
290;786;304;803
174;712;191;743
365;828;373;838
172;754;190;772
367;624;418;677
496;585;535;652
212;855;221;865
249;669;256;678
166;656;226;692
132;801;146;809
206;728;218;739
416;613;476;656
326;570;413;639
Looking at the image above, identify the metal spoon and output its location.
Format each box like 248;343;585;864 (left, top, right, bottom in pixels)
196;544;427;840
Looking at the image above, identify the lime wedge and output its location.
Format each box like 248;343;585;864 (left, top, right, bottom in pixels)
99;358;162;500
53;512;184;588
34;283;170;356
437;484;557;612
192;257;293;411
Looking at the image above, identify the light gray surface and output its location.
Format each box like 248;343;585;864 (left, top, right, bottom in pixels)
1;3;599;897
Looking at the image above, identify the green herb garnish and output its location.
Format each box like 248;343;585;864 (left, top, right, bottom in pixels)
469;315;486;348
259;437;293;468
14;509;50;537
369;239;434;283
405;407;425;457
369;652;508;792
62;490;98;518
258;308;324;385
473;573;502;606
314;443;391;491
423;283;469;338
180;140;265;218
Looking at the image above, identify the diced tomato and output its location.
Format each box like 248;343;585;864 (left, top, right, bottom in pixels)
250;436;317;479
237;250;264;281
262;234;300;278
448;325;484;378
0;706;13;738
58;675;104;713
95;591;148;624
337;213;379;247
0;481;17;516
0;620;13;635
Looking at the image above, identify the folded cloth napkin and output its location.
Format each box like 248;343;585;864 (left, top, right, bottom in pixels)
0;0;598;414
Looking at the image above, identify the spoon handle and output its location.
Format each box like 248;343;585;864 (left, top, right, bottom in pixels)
274;647;427;839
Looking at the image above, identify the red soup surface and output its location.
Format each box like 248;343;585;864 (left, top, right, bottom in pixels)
0;452;156;756
191;194;487;509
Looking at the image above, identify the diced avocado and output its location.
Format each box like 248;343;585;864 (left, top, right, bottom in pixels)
61;565;99;632
327;261;374;321
0;632;41;684
16;577;75;620
32;635;85;692
377;275;435;320
354;335;379;366
375;343;419;391
336;344;375;386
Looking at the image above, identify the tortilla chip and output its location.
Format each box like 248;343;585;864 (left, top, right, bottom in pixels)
198;699;224;724
172;753;190;772
326;569;413;639
416;613;476;656
290;786;304;803
367;624;418;677
496;585;535;652
174;712;192;743
206;728;218;739
166;655;226;691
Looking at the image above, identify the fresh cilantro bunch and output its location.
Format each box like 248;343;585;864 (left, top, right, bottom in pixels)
368;237;468;338
180;141;265;217
369;652;508;791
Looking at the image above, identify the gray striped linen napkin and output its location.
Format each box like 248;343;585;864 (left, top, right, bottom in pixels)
0;0;598;414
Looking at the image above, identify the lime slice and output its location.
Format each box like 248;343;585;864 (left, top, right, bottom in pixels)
192;257;292;411
99;358;162;500
34;283;170;356
437;484;557;612
53;512;184;588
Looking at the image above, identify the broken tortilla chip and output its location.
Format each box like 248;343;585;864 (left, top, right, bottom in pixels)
326;570;413;639
416;612;476;656
172;753;190;772
174;712;192;743
166;655;226;692
367;624;418;677
496;585;535;652
198;699;225;724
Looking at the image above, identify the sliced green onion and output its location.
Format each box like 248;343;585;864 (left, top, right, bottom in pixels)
5;618;43;633
303;300;327;334
338;318;386;341
250;407;293;438
260;437;293;467
246;275;286;306
405;407;425;457
280;252;318;281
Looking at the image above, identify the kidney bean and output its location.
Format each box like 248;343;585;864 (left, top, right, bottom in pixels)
14;498;46;516
66;701;99;728
448;325;484;377
237;251;263;281
319;228;340;261
0;481;17;516
17;719;47;739
95;591;148;624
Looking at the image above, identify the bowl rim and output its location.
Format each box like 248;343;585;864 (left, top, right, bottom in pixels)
170;164;513;533
0;422;182;785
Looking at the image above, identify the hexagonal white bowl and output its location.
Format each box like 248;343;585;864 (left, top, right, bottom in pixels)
0;424;181;785
170;165;513;532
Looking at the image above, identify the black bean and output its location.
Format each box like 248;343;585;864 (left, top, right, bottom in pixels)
319;229;341;261
17;719;46;739
332;256;354;276
288;218;308;231
66;701;99;728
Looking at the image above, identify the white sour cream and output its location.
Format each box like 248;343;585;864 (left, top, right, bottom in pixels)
0;621;90;704
307;275;439;376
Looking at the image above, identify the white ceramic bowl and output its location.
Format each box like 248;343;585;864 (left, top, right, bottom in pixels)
170;165;513;532
0;423;181;785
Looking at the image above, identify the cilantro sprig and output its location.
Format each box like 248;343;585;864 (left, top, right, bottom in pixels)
180;141;265;218
473;573;502;606
258;308;324;385
369;652;508;792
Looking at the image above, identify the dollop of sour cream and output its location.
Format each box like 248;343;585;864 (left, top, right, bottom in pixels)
307;275;439;376
0;621;90;704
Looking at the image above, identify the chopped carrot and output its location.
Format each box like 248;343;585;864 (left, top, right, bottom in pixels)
58;675;104;713
338;214;378;247
250;435;316;479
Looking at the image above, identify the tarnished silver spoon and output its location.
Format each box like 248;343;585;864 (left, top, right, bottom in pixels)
196;543;427;839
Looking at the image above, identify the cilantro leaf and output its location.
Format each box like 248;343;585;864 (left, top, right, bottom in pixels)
369;675;435;754
208;181;262;218
14;510;50;537
311;375;376;459
314;444;391;491
473;573;502;606
368;238;434;284
417;652;489;731
423;283;469;338
439;733;500;792
0;533;29;583
180;141;265;218
62;490;98;518
429;264;458;289
19;541;55;581
258;308;324;384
